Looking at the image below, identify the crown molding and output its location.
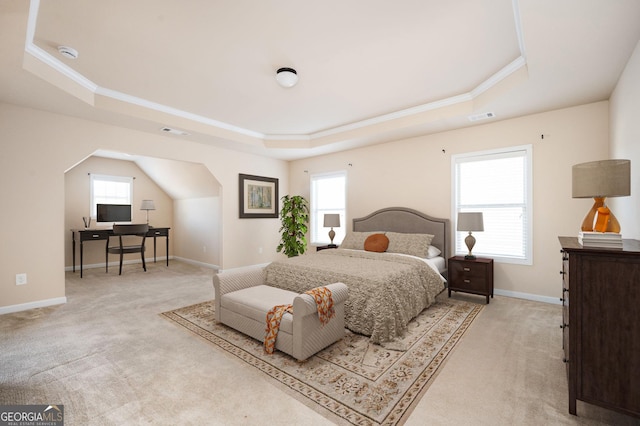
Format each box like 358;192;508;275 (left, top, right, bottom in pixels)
24;0;527;150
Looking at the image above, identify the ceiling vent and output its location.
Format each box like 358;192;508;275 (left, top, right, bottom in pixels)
160;127;190;136
468;112;495;122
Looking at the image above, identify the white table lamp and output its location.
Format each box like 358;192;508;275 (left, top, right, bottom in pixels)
323;214;340;246
140;199;156;225
457;212;484;259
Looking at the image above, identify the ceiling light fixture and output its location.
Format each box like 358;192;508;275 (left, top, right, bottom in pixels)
276;67;298;88
57;45;78;60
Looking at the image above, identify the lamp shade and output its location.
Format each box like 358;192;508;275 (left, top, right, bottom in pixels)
140;200;156;211
572;159;630;198
323;214;340;228
457;212;484;232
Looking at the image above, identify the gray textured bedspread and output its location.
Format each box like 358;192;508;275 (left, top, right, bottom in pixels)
264;249;445;343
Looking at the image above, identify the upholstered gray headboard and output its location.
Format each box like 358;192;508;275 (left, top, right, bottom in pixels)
352;207;451;261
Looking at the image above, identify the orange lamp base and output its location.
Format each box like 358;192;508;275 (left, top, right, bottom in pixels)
580;197;621;233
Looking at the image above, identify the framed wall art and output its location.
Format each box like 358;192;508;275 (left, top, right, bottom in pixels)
239;174;279;218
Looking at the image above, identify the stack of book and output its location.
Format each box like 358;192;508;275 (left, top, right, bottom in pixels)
578;231;623;248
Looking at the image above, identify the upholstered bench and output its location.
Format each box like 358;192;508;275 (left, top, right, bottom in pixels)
213;264;348;361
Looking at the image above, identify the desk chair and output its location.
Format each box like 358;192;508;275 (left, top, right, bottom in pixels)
106;224;149;275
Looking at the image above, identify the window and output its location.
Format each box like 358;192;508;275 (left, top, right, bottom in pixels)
310;171;346;245
452;145;532;264
90;174;133;218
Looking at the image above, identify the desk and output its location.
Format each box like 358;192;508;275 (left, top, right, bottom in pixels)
72;227;170;277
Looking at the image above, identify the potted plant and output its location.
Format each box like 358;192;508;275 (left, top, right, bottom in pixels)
277;195;309;257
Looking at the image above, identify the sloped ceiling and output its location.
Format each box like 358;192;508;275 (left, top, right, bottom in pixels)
133;155;220;200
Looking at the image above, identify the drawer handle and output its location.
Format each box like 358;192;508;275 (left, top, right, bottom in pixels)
92;234;100;238
155;231;161;235
559;270;565;275
463;267;470;271
463;279;470;283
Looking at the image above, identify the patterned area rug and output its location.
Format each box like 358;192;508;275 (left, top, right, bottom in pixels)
161;295;483;425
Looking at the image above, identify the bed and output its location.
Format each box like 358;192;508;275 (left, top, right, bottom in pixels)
264;207;450;344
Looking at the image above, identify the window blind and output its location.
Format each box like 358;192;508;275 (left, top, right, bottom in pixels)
453;146;532;264
310;171;346;244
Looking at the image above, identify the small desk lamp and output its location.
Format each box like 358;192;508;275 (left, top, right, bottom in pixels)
457;212;484;259
572;159;630;233
140;200;156;225
323;214;340;247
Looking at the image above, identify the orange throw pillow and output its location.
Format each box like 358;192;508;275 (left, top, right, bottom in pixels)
364;233;389;253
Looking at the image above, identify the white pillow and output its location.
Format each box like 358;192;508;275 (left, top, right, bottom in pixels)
426;245;442;259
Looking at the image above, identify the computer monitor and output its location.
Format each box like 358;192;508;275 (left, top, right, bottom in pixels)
96;204;132;223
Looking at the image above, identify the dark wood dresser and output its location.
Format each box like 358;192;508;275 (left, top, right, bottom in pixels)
559;236;640;418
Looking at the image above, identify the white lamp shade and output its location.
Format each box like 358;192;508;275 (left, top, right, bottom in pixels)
323;214;340;228
457;212;484;232
572;159;630;198
140;200;156;211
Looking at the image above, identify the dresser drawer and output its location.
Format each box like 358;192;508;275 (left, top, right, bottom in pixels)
450;263;487;291
451;262;487;280
450;275;487;292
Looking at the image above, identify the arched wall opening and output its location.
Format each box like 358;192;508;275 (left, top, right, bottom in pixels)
64;151;222;273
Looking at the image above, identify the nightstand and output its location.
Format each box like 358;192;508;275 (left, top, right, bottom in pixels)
448;256;494;304
316;244;338;251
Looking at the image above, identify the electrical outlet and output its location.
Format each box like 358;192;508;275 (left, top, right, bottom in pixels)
16;273;27;285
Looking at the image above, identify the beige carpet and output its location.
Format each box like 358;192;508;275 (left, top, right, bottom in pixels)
162;297;483;425
2;260;639;425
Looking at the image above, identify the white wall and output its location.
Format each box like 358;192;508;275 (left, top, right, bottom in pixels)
289;102;610;301
174;197;220;268
0;103;287;312
610;40;640;239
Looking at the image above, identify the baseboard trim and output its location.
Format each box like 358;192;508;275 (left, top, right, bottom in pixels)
65;256;174;272
65;257;221;272
0;297;67;315
494;289;561;305
216;262;271;274
172;256;219;271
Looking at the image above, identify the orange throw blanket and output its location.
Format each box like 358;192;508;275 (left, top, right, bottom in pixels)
264;286;335;355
